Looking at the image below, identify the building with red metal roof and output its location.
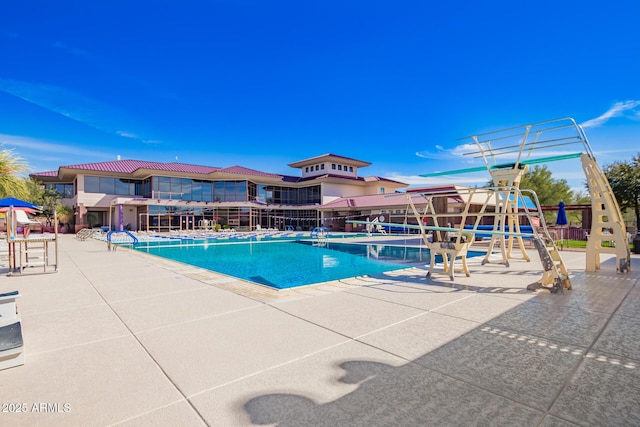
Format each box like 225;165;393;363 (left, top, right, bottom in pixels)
31;154;410;232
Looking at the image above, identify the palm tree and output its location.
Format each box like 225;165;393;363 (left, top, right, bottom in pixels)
0;147;29;199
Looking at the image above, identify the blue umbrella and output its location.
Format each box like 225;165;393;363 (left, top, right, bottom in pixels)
556;201;568;226
0;197;38;209
556;201;568;244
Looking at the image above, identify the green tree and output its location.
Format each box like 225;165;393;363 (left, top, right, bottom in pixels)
604;153;640;228
518;165;574;225
56;204;74;228
23;177;45;204
568;191;591;226
519;165;573;206
0;147;29;198
26;179;62;226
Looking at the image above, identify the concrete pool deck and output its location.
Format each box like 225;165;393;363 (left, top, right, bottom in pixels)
1;234;639;426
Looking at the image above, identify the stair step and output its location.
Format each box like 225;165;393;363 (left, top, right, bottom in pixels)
24;261;46;267
22;249;46;254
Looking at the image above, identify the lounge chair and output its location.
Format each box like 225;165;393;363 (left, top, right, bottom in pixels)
14;210;41;237
0;321;24;370
0;291;24;370
15;210;40;226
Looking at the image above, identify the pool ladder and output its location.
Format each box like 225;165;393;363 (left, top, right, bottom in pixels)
106;230;139;251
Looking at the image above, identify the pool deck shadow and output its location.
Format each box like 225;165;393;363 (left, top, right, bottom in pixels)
1;234;639;426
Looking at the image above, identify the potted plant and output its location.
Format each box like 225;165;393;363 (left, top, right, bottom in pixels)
56;205;74;233
87;213;99;229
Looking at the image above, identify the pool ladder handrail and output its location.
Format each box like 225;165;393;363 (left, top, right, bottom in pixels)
106;230;139;251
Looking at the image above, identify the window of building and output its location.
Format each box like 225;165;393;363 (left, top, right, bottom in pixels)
257;184;320;205
209;180;249;202
200;181;212;201
321;164;325;170
305;167;309;172
349;166;353;172
332;164;336;170
45;183;74;198
84;176;100;193
84;176;141;196
143;178;153;198
379;187;385;194
156;176;170;196
338;165;342;171
315;165;319;171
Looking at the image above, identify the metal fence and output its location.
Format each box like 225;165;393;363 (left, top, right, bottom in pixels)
547;227;588;241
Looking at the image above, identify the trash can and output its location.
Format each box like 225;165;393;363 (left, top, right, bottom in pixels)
633;234;640;254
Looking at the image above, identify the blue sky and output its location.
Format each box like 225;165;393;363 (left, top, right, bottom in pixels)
1;1;639;194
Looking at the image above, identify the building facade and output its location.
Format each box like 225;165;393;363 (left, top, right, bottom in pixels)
32;154;408;233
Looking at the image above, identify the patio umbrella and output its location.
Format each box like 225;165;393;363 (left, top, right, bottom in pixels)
0;198;39;219
556;201;568;242
0;207;38;213
0;197;39;209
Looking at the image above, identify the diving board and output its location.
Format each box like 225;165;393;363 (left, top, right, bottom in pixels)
420;153;583;178
347;220;535;238
411;117;629;285
414;119;588;291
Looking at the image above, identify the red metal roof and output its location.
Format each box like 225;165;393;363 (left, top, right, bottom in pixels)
59;159;220;175
33;157;407;187
30;170;58;177
216;165;283;178
288;153;371;168
55;160;287;178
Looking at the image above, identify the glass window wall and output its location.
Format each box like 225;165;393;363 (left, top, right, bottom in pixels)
256;184;320;205
84;176;141;196
83;174;319;206
45;183;74;198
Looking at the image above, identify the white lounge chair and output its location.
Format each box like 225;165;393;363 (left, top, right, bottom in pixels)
15;210;40;226
0;291;24;370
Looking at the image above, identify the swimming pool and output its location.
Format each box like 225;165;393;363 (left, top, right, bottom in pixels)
133;239;442;289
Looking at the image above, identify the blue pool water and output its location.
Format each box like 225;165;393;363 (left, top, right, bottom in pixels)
134;239;444;289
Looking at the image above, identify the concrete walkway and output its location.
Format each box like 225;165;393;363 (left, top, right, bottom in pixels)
1;235;639;426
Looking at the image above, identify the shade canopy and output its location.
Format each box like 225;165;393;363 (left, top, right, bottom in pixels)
556;201;568;226
0;197;39;209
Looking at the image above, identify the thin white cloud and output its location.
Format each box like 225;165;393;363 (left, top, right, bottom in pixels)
0;134;111;159
53;41;93;59
386;173;489;187
0;78;151;143
116;131;139;139
581;100;640;128
142;139;164;145
416;143;478;160
415;148;447;160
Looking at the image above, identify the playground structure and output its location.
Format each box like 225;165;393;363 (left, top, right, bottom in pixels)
350;117;631;293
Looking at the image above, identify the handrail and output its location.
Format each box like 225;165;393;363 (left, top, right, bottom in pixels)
106;230;139;245
75;229;97;241
450;117;595;172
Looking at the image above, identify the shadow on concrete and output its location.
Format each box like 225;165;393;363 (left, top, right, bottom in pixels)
244;259;640;426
